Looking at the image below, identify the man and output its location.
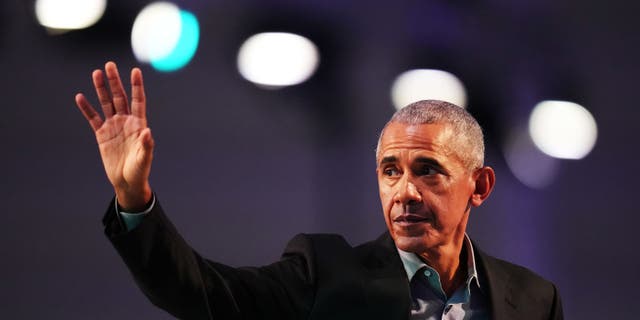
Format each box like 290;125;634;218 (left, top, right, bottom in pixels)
75;62;563;319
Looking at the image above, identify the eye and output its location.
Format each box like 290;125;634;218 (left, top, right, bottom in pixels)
382;166;400;177
416;165;438;176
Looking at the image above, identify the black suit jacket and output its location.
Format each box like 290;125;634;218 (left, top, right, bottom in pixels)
104;199;563;320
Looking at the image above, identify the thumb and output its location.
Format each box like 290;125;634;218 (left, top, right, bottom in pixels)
137;128;155;168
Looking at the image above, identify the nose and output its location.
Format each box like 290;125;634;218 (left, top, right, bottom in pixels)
393;176;422;206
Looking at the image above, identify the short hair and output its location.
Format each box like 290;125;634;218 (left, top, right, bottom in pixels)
376;100;485;170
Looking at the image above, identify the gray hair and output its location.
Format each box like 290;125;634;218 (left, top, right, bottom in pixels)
376;100;485;170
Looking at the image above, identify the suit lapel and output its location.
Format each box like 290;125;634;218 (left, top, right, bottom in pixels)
474;245;519;320
358;233;411;320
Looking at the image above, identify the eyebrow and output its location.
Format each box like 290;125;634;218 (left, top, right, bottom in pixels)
379;155;448;173
415;157;448;174
379;156;397;167
415;157;442;167
379;155;444;168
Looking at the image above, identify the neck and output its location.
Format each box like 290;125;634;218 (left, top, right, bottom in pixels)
418;235;467;297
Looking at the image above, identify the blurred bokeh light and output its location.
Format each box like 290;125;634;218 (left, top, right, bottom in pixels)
529;100;598;160
150;10;200;72
237;32;320;88
35;0;106;31
131;2;200;72
131;2;181;63
390;69;467;110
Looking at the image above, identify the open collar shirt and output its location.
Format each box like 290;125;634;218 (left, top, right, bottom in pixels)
397;235;489;320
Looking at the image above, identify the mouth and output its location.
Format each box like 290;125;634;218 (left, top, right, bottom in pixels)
393;214;432;225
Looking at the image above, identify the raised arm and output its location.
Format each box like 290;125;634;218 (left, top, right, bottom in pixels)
76;62;317;319
75;61;154;211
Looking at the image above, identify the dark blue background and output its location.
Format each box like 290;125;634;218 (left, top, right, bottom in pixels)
2;1;638;318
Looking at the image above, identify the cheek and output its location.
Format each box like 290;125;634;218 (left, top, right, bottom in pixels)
378;182;393;203
419;182;467;214
429;183;474;218
378;185;395;218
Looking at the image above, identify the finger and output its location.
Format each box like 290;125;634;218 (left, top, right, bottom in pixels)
92;69;115;118
105;61;130;115
138;128;155;165
75;93;104;132
130;67;147;119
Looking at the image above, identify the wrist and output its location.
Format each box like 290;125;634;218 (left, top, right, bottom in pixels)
115;183;152;212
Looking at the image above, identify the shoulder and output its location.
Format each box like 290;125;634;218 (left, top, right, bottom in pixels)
283;233;395;256
282;233;352;256
478;249;556;293
474;246;563;318
281;232;403;278
280;233;354;274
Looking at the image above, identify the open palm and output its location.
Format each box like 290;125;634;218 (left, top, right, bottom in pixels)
75;62;154;211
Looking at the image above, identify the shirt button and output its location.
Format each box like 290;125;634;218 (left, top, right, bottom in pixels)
423;269;431;277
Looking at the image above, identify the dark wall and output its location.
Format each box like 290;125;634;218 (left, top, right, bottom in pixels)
2;1;638;318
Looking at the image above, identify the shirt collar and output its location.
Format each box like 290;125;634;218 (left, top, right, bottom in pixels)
397;234;481;289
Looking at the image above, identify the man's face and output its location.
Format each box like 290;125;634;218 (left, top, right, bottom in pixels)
377;122;477;255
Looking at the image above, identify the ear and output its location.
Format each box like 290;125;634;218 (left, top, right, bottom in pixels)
470;166;496;207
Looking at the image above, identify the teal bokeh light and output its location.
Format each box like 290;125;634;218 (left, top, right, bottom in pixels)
151;10;199;72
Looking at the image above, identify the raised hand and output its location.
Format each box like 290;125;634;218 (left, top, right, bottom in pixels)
75;61;154;211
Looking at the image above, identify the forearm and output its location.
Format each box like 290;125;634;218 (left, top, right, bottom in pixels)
104;198;314;319
104;199;215;319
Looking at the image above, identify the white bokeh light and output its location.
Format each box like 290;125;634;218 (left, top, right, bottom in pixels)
390;69;467;110
529;100;597;159
35;0;106;30
237;32;320;88
131;2;182;63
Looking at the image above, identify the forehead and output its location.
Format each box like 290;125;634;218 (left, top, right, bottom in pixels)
378;122;458;162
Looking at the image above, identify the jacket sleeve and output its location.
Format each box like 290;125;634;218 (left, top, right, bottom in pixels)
103;198;315;320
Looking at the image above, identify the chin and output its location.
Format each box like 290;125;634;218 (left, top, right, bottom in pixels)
392;234;431;254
